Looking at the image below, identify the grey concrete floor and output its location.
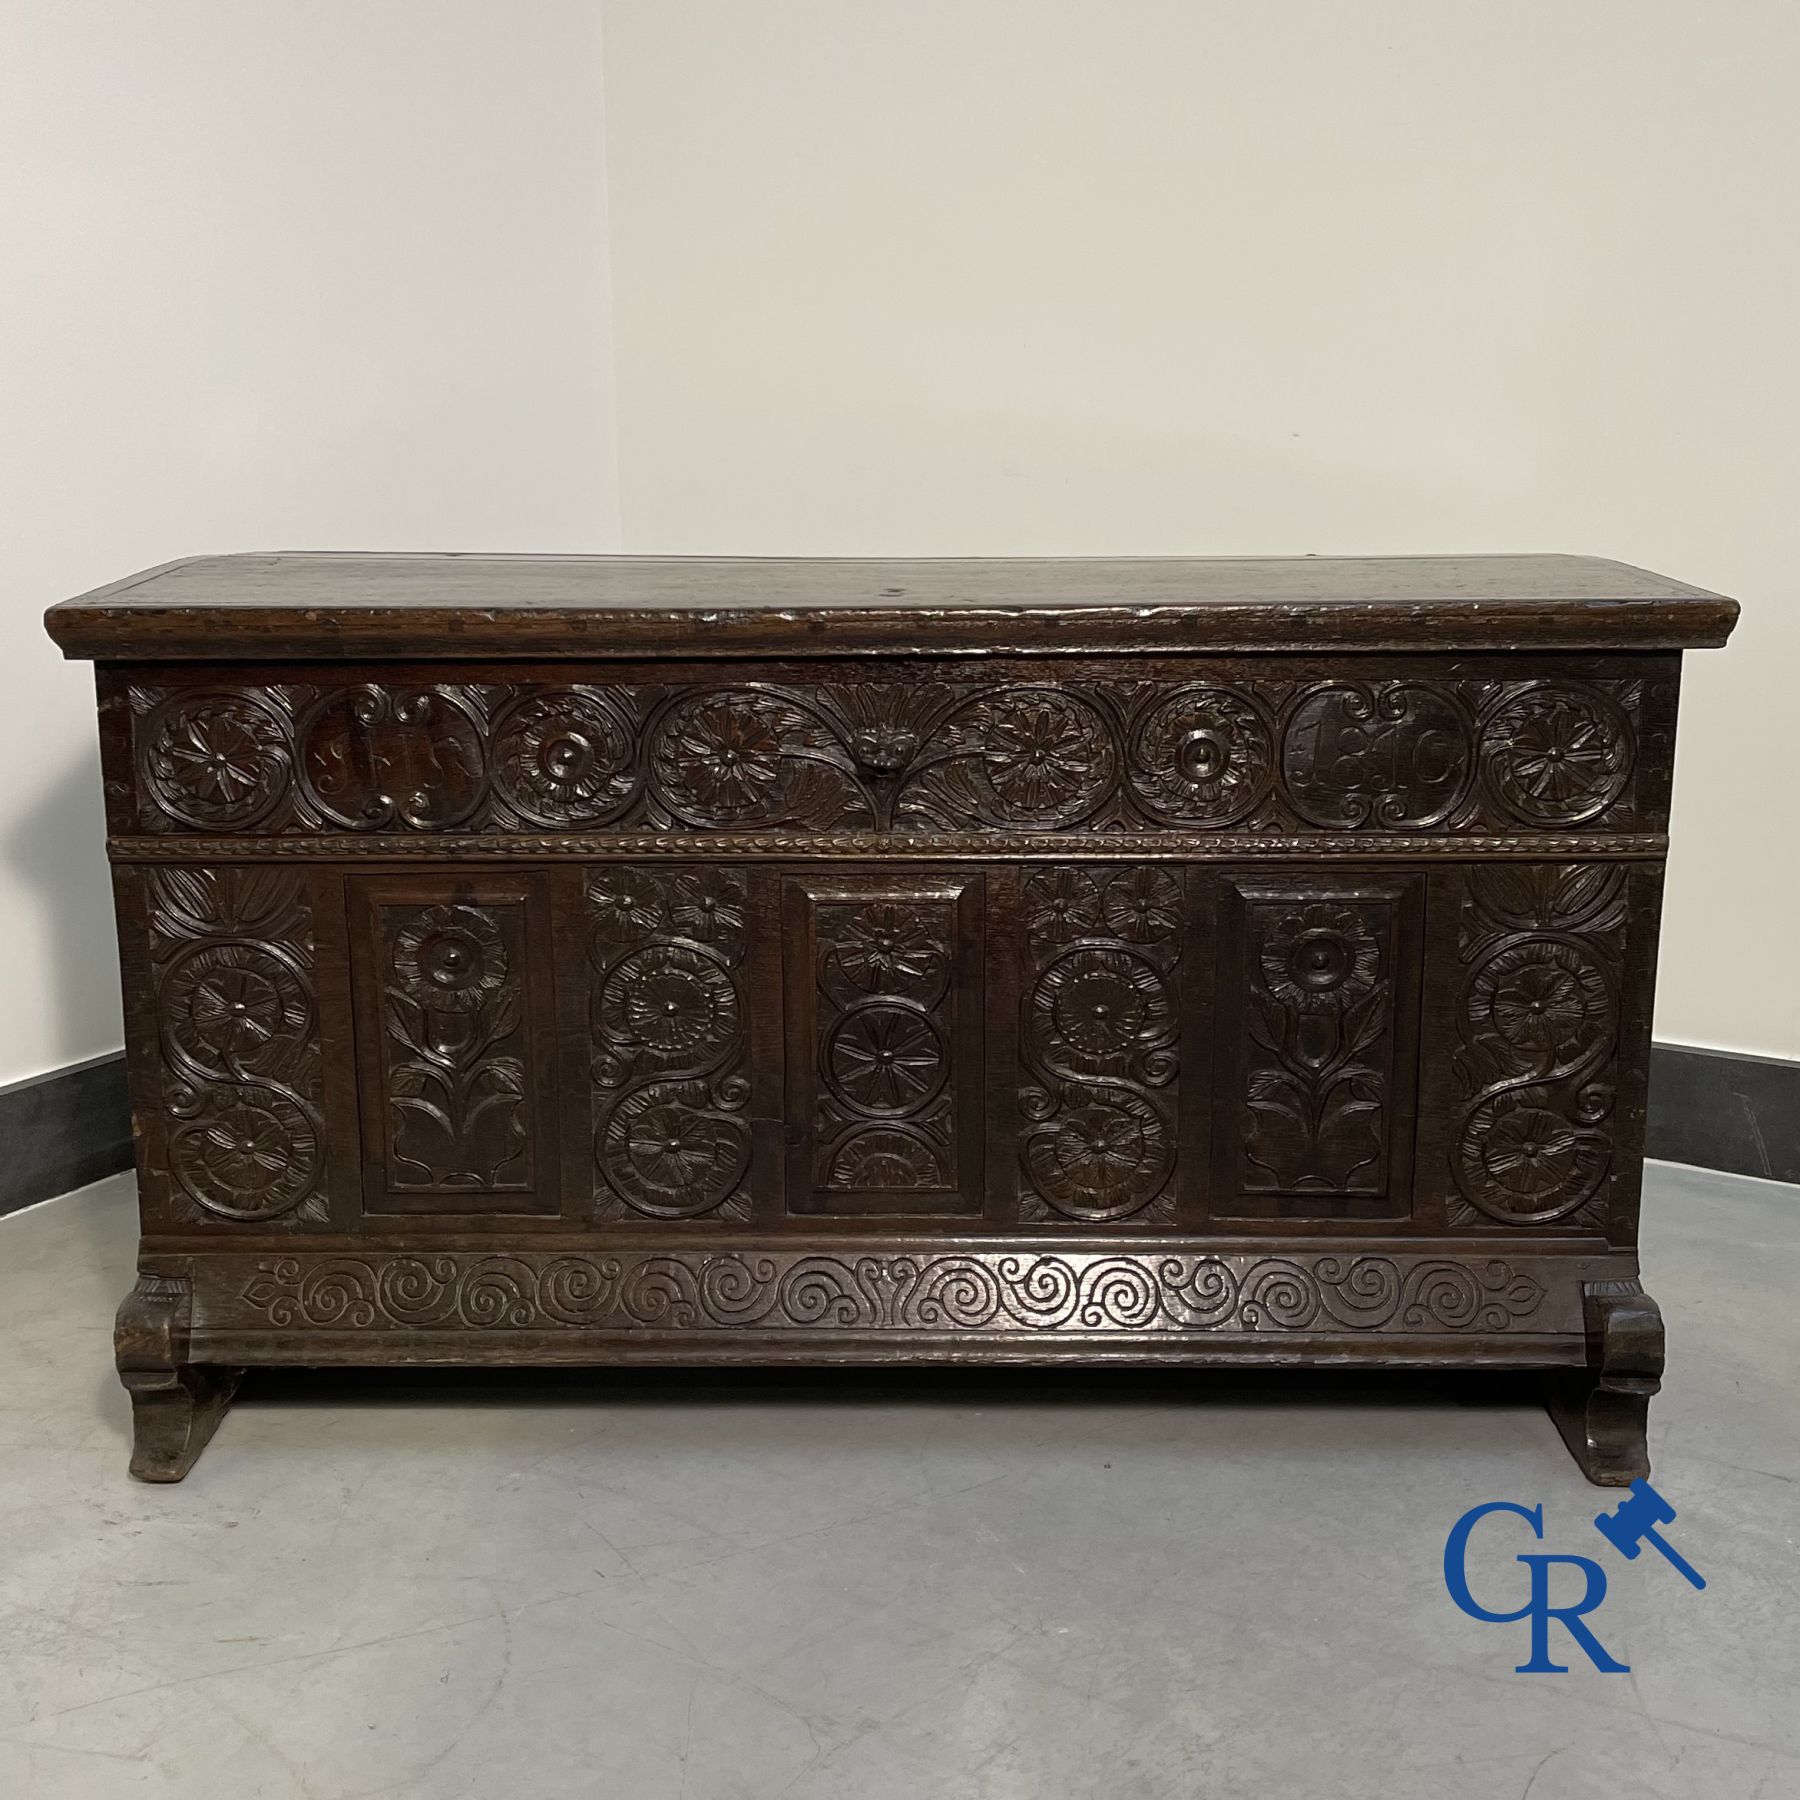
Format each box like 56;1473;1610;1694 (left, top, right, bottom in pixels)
0;1166;1795;1800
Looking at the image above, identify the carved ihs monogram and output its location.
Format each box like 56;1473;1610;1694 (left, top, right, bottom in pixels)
147;867;325;1225
1020;868;1180;1222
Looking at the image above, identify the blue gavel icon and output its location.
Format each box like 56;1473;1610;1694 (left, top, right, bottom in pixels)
1593;1479;1705;1590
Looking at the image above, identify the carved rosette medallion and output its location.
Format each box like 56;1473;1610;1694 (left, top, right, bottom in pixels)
589;869;751;1220
973;689;1115;826
647;689;867;829
1450;864;1626;1228
825;1005;947;1113
1020;867;1180;1222
139;691;292;829
1480;683;1633;826
148;867;326;1224
490;689;637;827
1129;685;1273;826
895;687;1117;830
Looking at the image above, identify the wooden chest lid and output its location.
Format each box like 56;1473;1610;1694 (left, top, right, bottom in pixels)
44;551;1738;661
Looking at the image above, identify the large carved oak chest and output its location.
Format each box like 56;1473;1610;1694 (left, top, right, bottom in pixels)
45;553;1737;1482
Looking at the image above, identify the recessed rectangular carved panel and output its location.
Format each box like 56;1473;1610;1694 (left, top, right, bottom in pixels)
138;867;328;1229
586;866;753;1223
1442;864;1631;1235
782;872;984;1216
1017;867;1183;1224
108;663;1675;841
348;876;558;1215
1210;874;1423;1221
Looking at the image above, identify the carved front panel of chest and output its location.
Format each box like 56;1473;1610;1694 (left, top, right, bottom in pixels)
346;875;560;1216
107;660;1678;842
129;866;330;1229
781;872;986;1216
586;866;754;1224
1208;874;1424;1222
1435;863;1640;1237
119;849;1657;1248
1017;866;1184;1225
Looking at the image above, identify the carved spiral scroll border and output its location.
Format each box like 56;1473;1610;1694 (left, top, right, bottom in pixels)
235;1251;1550;1335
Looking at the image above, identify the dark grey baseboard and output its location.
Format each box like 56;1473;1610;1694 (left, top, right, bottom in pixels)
0;1040;1791;1221
0;1052;133;1218
1646;1042;1800;1186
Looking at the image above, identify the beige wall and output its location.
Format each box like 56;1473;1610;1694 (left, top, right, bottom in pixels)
4;2;1793;1083
0;2;620;1084
601;0;1799;1060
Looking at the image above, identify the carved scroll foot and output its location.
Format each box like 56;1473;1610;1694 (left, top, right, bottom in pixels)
115;1272;241;1482
1546;1280;1663;1487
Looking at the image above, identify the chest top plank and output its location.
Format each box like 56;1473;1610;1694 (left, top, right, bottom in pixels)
45;552;1737;661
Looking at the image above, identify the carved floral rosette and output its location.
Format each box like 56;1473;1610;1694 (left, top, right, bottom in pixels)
893;685;1119;830
587;868;752;1220
1237;889;1399;1199
377;900;532;1192
146;867;326;1225
1018;867;1181;1223
1449;864;1627;1229
812;896;960;1195
123;673;1659;839
234;1250;1550;1336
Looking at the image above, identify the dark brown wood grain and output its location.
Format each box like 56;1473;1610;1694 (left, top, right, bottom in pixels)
46;553;1737;1485
89;654;1684;842
47;552;1736;658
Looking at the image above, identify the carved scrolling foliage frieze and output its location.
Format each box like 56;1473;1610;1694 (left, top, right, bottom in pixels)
236;1250;1548;1335
1019;868;1180;1223
587;868;752;1221
146;868;326;1225
1449;865;1627;1229
125;675;1656;838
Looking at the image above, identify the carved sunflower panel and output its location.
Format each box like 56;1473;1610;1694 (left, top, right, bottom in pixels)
348;878;558;1216
587;867;752;1222
144;867;328;1227
1209;875;1423;1223
1446;864;1630;1231
1019;867;1182;1224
